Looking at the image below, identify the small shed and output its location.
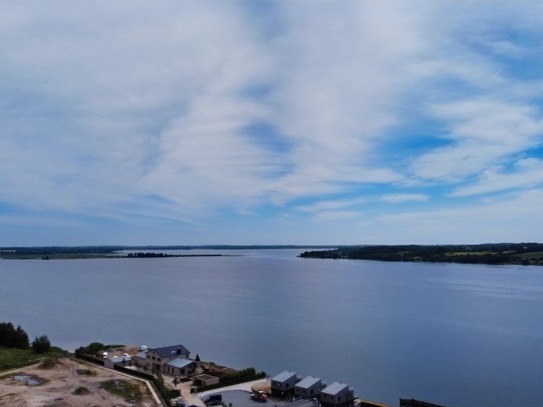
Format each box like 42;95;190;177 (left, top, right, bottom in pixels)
164;358;195;376
195;374;220;387
135;350;148;368
104;355;132;370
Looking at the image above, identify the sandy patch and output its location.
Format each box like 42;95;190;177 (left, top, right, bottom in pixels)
0;357;158;406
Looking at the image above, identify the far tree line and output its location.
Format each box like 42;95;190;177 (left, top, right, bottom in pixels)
0;322;51;353
299;242;543;265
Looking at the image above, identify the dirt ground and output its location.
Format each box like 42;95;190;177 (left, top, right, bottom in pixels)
0;357;159;407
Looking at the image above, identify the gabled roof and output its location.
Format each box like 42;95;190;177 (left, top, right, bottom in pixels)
272;370;297;382
322;382;349;396
296;376;321;389
152;344;190;358
166;358;194;368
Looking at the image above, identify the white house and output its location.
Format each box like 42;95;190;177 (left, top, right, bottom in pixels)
295;376;324;399
141;344;191;374
320;382;355;407
271;370;299;398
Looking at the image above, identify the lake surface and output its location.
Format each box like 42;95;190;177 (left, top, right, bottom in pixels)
1;249;542;407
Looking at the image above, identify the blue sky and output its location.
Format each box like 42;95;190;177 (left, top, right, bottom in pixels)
2;1;543;246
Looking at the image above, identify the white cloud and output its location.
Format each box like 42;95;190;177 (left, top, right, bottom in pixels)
298;197;370;213
411;99;543;181
380;194;428;203
264;1;427;193
361;188;543;244
2;1;543;244
452;158;543;197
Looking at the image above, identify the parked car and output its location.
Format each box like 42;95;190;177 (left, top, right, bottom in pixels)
251;392;268;402
203;395;222;404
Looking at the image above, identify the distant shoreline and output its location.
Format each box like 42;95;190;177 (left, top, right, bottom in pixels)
3;243;543;265
0;252;227;260
299;243;543;266
0;245;336;260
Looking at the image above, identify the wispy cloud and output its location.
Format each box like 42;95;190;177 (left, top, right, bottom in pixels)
298;198;370;214
411;99;543;181
1;1;543;244
380;194;428;203
370;188;543;244
452;158;543;197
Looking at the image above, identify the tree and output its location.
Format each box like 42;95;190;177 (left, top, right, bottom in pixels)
31;335;51;353
0;322;29;349
14;325;29;349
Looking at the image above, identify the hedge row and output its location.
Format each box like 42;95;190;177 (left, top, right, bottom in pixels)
74;353;104;366
197;371;267;392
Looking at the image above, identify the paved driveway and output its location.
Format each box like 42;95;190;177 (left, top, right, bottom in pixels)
204;389;273;407
199;379;272;407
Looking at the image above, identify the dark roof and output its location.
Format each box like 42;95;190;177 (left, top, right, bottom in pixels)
296;376;322;389
322;382;349;396
153;344;190;358
272;370;297;382
166;358;194;368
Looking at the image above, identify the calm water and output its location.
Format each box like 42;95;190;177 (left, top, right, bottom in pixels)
1;249;542;407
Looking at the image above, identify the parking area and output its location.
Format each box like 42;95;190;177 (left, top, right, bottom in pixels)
204;390;270;407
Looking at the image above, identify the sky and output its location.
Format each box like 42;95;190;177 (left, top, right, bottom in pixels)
1;1;543;246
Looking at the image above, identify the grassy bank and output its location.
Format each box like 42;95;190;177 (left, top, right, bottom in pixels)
0;346;66;372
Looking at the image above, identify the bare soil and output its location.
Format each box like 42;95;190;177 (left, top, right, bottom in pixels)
0;357;158;407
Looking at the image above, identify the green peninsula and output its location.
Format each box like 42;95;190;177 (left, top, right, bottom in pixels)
299;243;543;266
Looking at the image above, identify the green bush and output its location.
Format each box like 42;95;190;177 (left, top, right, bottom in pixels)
31;335;51;353
221;367;256;381
75;342;126;356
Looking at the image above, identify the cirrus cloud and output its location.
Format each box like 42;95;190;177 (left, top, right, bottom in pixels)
1;1;543;245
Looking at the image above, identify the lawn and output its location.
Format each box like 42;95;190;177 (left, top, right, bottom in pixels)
446;251;494;256
517;251;543;259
